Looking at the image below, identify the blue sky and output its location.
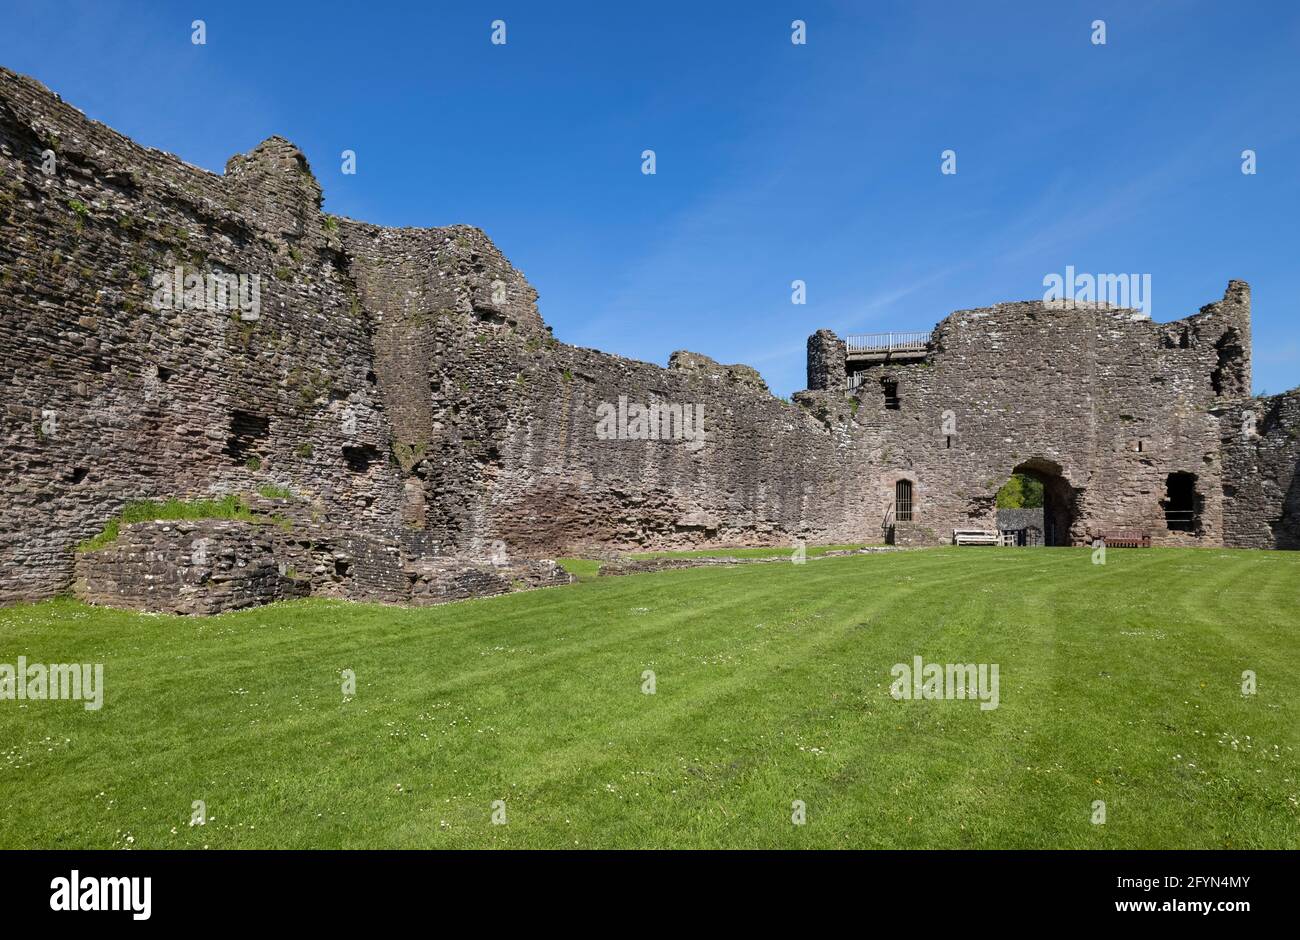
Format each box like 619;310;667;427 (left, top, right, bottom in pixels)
4;0;1298;396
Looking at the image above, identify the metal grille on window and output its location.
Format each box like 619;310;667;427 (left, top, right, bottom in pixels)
896;479;913;522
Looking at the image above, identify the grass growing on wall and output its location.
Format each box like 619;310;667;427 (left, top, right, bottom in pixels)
3;547;1297;849
75;495;273;553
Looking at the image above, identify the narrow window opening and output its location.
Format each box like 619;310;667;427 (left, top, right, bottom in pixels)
945;435;952;450
895;479;914;522
343;444;380;473
882;379;899;410
225;410;270;466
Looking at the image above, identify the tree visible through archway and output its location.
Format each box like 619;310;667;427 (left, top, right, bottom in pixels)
995;473;1043;510
997;459;1077;546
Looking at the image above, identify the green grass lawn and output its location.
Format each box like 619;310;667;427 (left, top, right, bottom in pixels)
1;547;1296;849
558;543;875;581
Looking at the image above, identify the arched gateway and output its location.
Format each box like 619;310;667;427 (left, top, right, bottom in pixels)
1008;458;1079;546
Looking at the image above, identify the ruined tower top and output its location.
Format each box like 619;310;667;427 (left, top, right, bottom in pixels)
808;279;1253;400
224;136;323;240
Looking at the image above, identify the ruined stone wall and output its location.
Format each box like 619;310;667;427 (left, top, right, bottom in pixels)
0;68;886;606
0;67;402;604
814;283;1254;547
73;519;308;615
478;342;871;554
1221;391;1300;549
1;66;1295;611
806;329;845;392
338;222;876;561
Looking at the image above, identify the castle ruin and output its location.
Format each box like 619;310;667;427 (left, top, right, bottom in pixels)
2;67;1297;612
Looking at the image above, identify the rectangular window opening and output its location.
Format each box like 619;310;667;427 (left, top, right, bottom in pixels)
883;380;900;410
895;479;914;522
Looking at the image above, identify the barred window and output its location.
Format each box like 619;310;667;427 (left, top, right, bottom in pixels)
896;479;914;522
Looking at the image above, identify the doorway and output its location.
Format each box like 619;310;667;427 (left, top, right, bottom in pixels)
1002;458;1078;546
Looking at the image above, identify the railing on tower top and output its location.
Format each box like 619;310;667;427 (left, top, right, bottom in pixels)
844;330;933;355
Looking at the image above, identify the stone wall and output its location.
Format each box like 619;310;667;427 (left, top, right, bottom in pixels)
407;558;572;606
338;218;873;559
0;67;401;604
1;66;1297;612
890;521;941;547
1220;390;1300;549
73;519;308;615
806;330;845;392
72;514;573;614
996;508;1044;531
811;285;1257;548
7;47;774;601
996;508;1045;546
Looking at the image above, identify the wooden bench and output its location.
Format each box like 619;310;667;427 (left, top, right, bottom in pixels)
953;528;999;546
1098;530;1151;548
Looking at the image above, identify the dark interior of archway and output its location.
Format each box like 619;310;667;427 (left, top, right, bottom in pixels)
1011;459;1076;546
1163;471;1200;532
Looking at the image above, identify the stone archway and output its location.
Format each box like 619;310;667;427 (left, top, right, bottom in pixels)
1008;458;1079;546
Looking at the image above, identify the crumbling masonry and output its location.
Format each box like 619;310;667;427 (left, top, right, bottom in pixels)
1;68;1297;611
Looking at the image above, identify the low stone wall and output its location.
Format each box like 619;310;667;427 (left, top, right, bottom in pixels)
507;560;577;590
816;546;909;557
891;523;939;547
274;529;409;604
408;558;574;605
408;561;510;605
73;519;308;615
598;556;777;576
72;506;576;614
599;546;908;576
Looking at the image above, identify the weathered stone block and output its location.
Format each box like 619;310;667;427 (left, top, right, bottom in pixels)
73;519;308;615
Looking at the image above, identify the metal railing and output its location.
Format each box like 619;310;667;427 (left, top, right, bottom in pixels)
845;373;902;403
845;330;932;355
